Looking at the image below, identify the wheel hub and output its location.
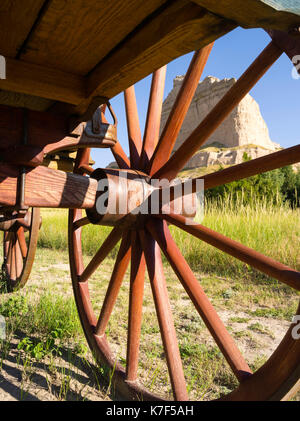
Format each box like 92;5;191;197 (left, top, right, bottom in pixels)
86;168;197;227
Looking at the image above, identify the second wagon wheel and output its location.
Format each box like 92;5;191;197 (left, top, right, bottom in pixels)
69;35;300;400
1;208;40;292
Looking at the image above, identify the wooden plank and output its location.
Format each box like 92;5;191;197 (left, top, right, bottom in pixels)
0;90;53;112
0;0;46;58
192;0;300;31
0;105;115;152
0;57;86;104
20;0;168;75
0;163;97;209
64;1;235;116
0;105;67;150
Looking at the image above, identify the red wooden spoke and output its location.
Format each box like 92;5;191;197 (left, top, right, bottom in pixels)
112;142;130;170
77;164;94;176
162;213;300;291
7;235;13;272
10;234;17;281
69;209;85;276
201;144;300;189
71;147;90;278
16;226;27;258
74;148;91;174
147;218;252;382
99;105;130;169
140;66;167;170
126;231;146;382
149;45;214;175
95;235;131;336
15;237;23;278
124;86;143;168
79;227;123;283
4;232;10;259
153;41;283;181
165;144;300;204
73;217;90;231
140;229;189;401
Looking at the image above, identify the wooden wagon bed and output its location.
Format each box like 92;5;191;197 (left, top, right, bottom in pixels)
0;0;299;118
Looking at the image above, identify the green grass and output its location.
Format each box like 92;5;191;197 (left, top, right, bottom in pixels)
172;200;299;282
38;210;115;257
39;201;300;283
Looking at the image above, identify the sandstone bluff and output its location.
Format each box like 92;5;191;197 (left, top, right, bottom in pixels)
160;76;281;169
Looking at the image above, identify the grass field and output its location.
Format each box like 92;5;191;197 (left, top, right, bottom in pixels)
38;199;300;280
0;201;299;400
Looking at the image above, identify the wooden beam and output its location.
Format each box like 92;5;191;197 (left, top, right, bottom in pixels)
0;57;86;104
0;105;115;155
63;1;235;116
0;0;46;58
0;164;97;209
192;0;300;31
20;0;168;75
267;29;300;74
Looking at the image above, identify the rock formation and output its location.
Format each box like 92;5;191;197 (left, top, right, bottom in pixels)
160;76;280;169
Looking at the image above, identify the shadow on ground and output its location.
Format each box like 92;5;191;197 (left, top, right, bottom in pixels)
0;330;117;401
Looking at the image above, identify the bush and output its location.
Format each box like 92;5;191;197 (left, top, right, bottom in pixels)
205;160;300;208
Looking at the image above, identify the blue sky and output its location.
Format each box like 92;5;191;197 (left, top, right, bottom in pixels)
93;27;300;168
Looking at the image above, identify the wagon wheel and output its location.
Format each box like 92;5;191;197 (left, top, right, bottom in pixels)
1;208;40;292
69;38;300;400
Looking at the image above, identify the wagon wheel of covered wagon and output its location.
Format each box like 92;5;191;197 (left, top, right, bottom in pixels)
69;37;300;400
1;208;40;292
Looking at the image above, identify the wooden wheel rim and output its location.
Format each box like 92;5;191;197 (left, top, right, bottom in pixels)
68;38;300;401
69;211;300;401
2;207;40;292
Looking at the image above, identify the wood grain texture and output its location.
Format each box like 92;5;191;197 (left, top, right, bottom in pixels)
0;0;46;57
0;57;86;104
192;0;300;31
140;66;166;169
140;229;189;400
126;232;146;382
0;91;53;112
71;1;235;116
0;164;97;209
124;86;143;168
20;0;167;75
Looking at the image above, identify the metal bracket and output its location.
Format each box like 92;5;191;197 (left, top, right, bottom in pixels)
69;100;118;146
68;96;109;134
